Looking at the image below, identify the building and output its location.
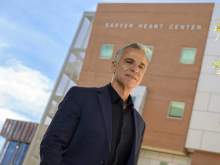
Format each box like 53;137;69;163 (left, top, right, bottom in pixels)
23;3;220;165
0;119;38;165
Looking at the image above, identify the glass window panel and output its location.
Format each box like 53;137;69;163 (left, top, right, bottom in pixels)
0;137;6;152
64;80;75;95
44;116;52;125
168;101;185;118
131;85;147;115
74;17;91;48
131;96;136;103
56;74;69;96
1;141;17;165
100;44;114;59
143;45;154;61
14;143;29;165
48;101;59;118
0;138;7;163
83;17;93;48
180;48;196;64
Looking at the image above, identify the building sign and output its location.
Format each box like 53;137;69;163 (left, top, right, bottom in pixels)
104;22;202;31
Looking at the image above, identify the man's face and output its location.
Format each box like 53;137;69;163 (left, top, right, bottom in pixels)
112;48;148;89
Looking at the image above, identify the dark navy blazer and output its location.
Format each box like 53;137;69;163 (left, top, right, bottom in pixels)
40;84;145;165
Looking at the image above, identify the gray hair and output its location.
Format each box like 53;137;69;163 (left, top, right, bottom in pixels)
113;42;150;63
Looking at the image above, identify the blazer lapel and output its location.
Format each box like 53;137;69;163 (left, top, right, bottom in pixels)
97;85;112;151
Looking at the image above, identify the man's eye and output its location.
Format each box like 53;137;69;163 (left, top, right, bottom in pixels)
125;60;133;64
139;65;145;69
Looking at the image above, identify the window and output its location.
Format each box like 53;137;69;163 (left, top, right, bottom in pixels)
180;48;196;64
160;161;168;165
0;138;6;162
131;85;147;115
14;143;29;165
168;101;185;118
143;45;154;61
56;74;71;96
100;44;114;59
131;96;136;103
0;142;29;165
1;141;17;165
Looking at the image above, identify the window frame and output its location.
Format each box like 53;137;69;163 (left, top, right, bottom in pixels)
180;47;197;64
99;43;114;60
143;44;154;62
167;100;186;119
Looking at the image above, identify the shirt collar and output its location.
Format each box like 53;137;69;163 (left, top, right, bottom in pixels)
107;83;134;109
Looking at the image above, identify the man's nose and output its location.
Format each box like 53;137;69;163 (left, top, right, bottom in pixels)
130;64;139;73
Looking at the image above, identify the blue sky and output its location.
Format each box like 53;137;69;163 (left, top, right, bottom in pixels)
0;0;102;124
0;0;101;149
0;0;219;150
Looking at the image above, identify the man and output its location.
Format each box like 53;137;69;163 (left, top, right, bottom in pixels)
40;42;149;165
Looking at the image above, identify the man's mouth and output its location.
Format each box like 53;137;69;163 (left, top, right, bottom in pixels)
125;74;137;80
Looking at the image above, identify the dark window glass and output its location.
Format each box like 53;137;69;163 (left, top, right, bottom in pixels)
14;143;29;165
1;141;17;165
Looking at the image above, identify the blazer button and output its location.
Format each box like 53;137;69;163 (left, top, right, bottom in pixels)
100;160;105;164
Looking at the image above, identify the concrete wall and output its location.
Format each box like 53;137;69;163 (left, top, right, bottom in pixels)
186;4;220;154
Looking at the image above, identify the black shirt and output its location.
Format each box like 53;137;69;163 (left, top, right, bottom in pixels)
106;84;134;165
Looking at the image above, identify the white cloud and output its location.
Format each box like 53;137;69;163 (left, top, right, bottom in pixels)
0;59;52;127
